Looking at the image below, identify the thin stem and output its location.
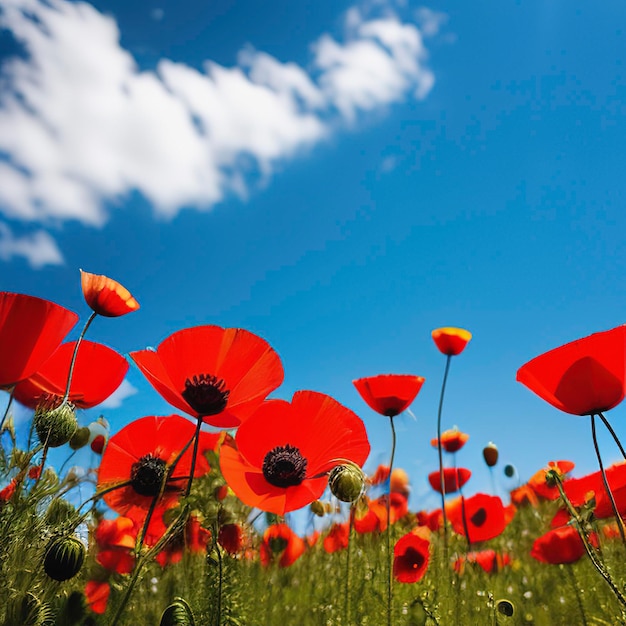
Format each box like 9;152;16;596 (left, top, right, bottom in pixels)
591;414;626;545
62;311;97;404
458;485;472;549
386;415;397;626
344;511;354;625
567;565;589;626
215;530;223;626
598;412;626;461
436;354;452;557
184;417;204;497
0;386;15;432
76;480;133;513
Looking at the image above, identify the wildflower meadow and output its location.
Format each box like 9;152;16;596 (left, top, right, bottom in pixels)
2;274;626;626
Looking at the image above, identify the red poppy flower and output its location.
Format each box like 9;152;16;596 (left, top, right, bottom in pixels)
259;523;305;567
393;527;430;583
0;292;78;389
153;515;211;567
446;494;511;543
95;516;136;574
510;484;539;508
370;464;390;486
218;523;243;555
454;550;511;574
85;580;110;614
0;479;17;502
80;270;139;318
13;340;129;409
353;493;408;533
97;414;221;520
527;460;575;500
390;468;410;497
517;325;626;416
531;525;598;564
323;522;350;553
130;325;284;428
220;391;370;515
431;327;472;356
416;509;443;532
353;374;425;417
430;428;470;453
428;467;471;494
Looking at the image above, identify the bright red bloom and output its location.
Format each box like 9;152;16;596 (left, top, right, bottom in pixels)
218;524;243;555
353;374;425;417
428;467;471;494
527;460;575;500
531;525;598;564
0;479;17;502
353;493;408;533
153;515;211;567
454;550;511;574
370;464;390;485
323;522;350;553
95;516;136;574
91;435;106;454
220;391;370;515
259;524;305;567
431;327;472;356
28;465;42;480
431;429;469;453
0;292;78;389
393;527;430;583
97;414;220;520
447;494;512;543
80;270;139;318
85;580;110;614
517;325;626;416
130;325;284;428
510;484;539;508
13;340;128;409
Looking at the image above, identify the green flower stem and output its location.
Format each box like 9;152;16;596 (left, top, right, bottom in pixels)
436;354;452;558
386;415;397;626
551;469;626;609
598;412;626;461
567;564;589;626
344;511;354;626
110;505;190;626
591;414;626;545
184;416;205;497
61;311;97;404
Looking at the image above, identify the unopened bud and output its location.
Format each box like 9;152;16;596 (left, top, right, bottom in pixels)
310;500;326;517
45;498;76;526
43;536;85;581
328;464;365;503
504;464;516;478
159;597;196;626
483;442;499;467
69;427;90;450
35;401;77;447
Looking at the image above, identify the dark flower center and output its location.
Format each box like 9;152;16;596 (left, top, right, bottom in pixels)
403;547;425;571
268;537;288;553
130;454;167;497
182;374;230;416
262;444;308;488
470;507;487;527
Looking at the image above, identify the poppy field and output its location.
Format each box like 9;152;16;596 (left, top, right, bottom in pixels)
2;274;626;626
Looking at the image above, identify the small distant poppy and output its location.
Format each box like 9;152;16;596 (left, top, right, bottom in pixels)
353;493;408;534
370;464;390;486
0;292;78;389
218;523;243;555
97;414;220;521
527;460;575;500
152;515;210;567
393;527;431;583
390;468;410;496
531;525;598;564
428;467;471;494
431;327;472;357
454;549;511;574
220;391;370;516
431;428;469;453
416;509;443;532
80;270;139;318
131;325;284;428
95;516;136;574
353;374;425;417
510;484;539;508
323;522;350;553
13;340;128;409
259;524;305;568
447;493;511;543
517;325;626;416
85;580;110;614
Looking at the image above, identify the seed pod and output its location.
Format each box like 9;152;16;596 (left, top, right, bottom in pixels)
328;464;365;503
69;426;90;450
504;464;516;478
44;498;76;526
310;500;326;517
159;598;196;626
35;401;77;447
44;536;85;581
482;442;499;468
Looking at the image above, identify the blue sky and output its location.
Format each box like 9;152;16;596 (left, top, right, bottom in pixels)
1;0;626;515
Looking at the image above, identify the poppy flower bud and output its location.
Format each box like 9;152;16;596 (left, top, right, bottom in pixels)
34;401;77;447
45;498;76;526
483;442;499;467
80;270;140;318
328;464;366;503
310;500;326;517
69;426;90;450
504;464;516;478
44;536;85;581
159;597;196;626
62;591;86;624
496;599;514;617
90;434;106;454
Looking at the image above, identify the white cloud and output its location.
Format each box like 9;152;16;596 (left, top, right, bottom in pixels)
98;378;138;409
0;222;64;268
0;0;438;228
